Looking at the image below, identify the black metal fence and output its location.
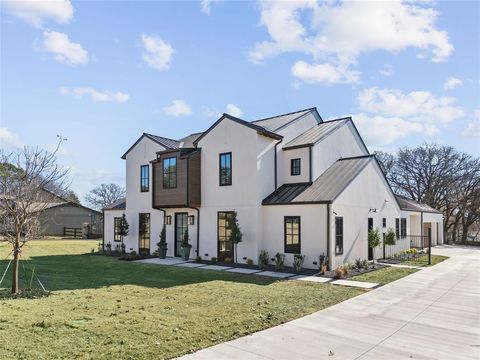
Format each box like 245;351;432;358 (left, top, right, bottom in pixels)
380;235;431;265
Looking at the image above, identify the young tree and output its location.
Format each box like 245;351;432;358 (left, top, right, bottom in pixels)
368;228;381;266
0;141;68;294
84;183;125;210
228;211;243;263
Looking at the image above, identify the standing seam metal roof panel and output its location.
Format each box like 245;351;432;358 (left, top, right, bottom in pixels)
283;118;349;149
251;109;315;132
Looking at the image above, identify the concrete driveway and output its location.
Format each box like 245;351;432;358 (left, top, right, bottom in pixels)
179;246;480;360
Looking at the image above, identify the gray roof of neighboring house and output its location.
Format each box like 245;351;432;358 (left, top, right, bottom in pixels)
263;155;373;205
179;132;203;148
283;117;350;149
121;133;180;159
103;198;126;210
396;196;442;214
251;108;320;132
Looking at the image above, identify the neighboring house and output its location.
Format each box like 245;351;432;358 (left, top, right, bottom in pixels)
103;108;443;269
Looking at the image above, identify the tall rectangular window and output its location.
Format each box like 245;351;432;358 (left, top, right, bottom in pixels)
284;216;300;253
335;217;343;255
140;165;149;192
114;217;122;242
395;218;400;239
163;157;177;189
219;152;232;186
291;158;301;176
401;218;407;238
138;213;150;254
382;218;387;228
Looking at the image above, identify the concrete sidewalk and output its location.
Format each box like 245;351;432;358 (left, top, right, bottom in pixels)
178;246;480;360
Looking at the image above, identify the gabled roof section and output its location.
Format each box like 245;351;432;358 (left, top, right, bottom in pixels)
251;107;322;132
283;117;350;150
263;155;373;205
104;197;126;211
121;133;180;159
193;113;282;146
179;132;203;148
396;196;442;214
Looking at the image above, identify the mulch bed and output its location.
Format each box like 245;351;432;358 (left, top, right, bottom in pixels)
318;263;388;279
195;260;318;276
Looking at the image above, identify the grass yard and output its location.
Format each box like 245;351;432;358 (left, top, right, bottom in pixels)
350;266;419;285
401;254;449;267
0;240;363;360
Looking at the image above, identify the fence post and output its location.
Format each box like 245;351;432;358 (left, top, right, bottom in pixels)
63;227;66;236
428;234;432;265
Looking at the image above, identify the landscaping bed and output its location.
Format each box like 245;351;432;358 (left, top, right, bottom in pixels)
194;259;318;275
318;262;388;279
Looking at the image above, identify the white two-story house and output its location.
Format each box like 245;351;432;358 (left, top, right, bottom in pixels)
103;108;443;269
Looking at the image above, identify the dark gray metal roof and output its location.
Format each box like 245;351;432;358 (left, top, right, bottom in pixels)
121;133;179;159
263;156;373;205
251;108;319;132
104;198;126;210
179;132;203;148
283;117;350;149
396;196;442;214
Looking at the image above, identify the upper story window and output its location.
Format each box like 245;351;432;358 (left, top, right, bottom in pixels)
163;157;177;189
219;152;232;186
291;158;301;176
140;165;149;192
284;216;300;253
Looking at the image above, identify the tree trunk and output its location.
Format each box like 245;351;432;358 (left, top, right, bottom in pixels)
11;240;20;294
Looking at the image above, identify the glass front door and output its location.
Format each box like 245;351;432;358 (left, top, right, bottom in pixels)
175;213;188;257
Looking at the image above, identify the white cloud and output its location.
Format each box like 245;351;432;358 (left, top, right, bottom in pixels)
226;104;243;117
141;34;174;71
41;31;89;65
443;76;462;90
379;65;394;77
201;0;219;14
357;87;464;124
250;0;453;84
2;0;73;28
291;60;360;84
59;87;130;103
162;100;192;117
462;110;480;138
0;128;23;148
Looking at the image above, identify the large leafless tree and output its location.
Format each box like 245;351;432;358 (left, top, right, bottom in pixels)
0;141;68;294
375;144;480;243
84;183;125;210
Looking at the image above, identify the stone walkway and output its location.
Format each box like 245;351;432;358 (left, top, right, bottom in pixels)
178;245;480;360
134;257;379;289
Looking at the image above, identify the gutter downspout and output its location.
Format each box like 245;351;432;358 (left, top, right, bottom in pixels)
274;138;283;190
327;203;331;270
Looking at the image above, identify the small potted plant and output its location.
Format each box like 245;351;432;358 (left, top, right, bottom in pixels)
157;225;167;259
319;253;327;274
293;254;305;273
180;228;192;261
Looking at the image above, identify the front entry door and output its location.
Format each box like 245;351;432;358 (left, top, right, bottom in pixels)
175;213;188;257
217;212;234;261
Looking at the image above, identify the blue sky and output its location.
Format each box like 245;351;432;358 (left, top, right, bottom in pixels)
1;0;479;200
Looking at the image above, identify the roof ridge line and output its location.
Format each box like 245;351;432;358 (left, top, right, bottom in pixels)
339;154;374;161
323;116;352;123
144;132;179;142
251;107;316;123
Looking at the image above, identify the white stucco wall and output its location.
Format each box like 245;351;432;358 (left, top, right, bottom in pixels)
312;122;368;180
103;209;125;249
281;147;310;184
331;160;401;268
123;136;166;253
262;204;327;269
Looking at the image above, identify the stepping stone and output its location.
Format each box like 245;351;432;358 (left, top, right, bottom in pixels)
330;279;378;289
292;275;332;283
225;268;262;274
254;271;293;278
201;265;233;271
174;262;206;268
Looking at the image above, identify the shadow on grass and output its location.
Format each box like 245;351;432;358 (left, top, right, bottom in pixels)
0;254;277;291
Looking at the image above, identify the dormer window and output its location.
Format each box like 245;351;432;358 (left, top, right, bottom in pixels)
163;157;177;189
140;165;149;192
291;158;301;176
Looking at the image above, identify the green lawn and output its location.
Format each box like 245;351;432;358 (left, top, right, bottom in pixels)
401;254;449;267
0;240;363;360
350;266;419;285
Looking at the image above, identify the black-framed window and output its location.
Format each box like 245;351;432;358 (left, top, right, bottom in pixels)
284;216;300;253
218;211;234;259
219;152;232;186
335;217;343;255
400;218;407;238
395;218;400;238
140;165;149;192
163;157;177;189
114;217;122;242
291;158;301;176
368;217;373;231
139;213;150;253
382;218;386;228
